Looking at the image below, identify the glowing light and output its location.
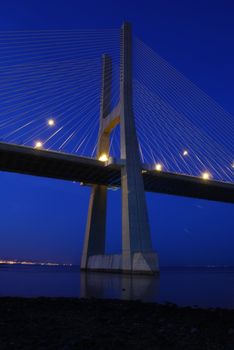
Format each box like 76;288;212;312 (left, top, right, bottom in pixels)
201;172;211;180
47;119;55;126
155;163;163;171
99;153;108;162
34;141;43;149
183;150;188;156
232;162;234;169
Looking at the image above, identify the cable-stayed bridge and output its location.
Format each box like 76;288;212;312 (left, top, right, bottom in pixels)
0;23;233;274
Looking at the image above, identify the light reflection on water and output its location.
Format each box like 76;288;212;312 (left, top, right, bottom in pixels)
0;265;234;309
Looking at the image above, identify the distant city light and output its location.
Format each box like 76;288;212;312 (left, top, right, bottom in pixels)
155;163;163;171
34;141;43;149
201;172;211;180
183;150;188;156
0;259;72;266
99;153;108;162
47;119;55;126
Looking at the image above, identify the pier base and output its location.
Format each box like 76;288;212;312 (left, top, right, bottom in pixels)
82;252;159;275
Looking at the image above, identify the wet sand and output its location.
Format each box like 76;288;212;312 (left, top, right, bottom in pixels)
0;298;233;349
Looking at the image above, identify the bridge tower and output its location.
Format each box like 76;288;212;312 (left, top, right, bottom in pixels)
81;23;159;274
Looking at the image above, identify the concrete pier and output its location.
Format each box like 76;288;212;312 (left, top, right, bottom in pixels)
80;55;111;270
81;23;159;274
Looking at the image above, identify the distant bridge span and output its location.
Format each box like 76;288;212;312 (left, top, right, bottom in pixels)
0;142;233;204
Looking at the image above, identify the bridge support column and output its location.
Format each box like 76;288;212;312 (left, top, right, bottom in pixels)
81;55;111;270
120;23;159;274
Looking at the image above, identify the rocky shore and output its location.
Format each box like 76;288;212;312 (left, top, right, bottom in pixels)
0;298;233;349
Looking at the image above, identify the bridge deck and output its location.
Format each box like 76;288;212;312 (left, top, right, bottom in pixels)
0;142;233;203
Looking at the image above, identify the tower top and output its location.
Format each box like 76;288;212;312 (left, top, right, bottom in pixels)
121;22;132;29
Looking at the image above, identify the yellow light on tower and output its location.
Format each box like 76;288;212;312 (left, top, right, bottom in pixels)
201;171;211;180
34;141;43;149
155;163;163;171
47;119;55;126
183;150;188;156
99;153;108;162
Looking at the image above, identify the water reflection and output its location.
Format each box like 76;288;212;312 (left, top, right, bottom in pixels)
0;265;234;308
80;271;160;301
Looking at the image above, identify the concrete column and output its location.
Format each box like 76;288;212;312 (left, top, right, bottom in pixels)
81;55;112;269
120;23;159;273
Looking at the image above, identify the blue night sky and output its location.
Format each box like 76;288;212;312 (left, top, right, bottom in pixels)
0;0;233;266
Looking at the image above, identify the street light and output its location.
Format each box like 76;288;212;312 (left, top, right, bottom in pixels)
34;141;43;149
201;172;211;180
99;153;108;162
155;163;163;171
47;119;55;126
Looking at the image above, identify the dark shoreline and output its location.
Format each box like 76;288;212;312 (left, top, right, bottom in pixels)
0;298;234;349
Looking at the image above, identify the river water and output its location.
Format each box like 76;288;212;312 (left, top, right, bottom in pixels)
0;265;234;309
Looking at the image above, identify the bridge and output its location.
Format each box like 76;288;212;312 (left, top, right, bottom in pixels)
0;23;233;274
0;142;233;203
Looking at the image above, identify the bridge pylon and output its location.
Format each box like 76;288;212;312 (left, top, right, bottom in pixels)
81;22;159;274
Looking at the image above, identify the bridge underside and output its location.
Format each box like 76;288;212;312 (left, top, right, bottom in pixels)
0;142;233;203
